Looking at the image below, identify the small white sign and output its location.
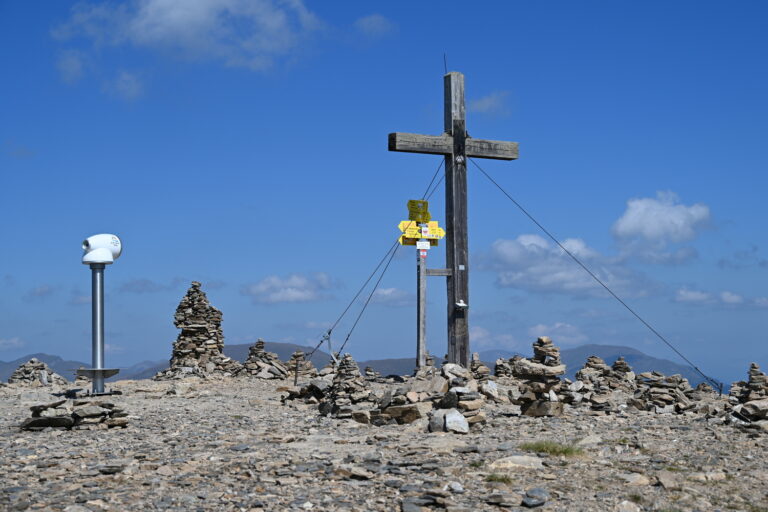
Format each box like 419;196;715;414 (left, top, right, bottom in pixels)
416;241;431;250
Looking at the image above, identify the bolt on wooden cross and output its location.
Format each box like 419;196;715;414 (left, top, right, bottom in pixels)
388;72;518;367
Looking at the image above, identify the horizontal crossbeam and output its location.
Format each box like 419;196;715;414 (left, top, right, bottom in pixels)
426;268;452;277
389;132;518;160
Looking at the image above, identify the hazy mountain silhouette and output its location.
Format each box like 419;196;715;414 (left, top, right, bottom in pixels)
2;343;706;385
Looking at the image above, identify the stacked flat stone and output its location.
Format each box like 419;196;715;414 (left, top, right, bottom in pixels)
363;366;383;382
509;337;566;417
730;363;768;403
563;356;636;412
318;354;377;422
494;358;514;379
20;399;128;431
241;339;289;379
287;350;318;380
427;363;488;433
729;363;768;425
630;372;697;413
155;282;242;380
470;352;492;381
8;358;68;387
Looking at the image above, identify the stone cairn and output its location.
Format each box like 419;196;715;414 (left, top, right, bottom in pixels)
562;356;636;412
493;357;514;379
470;352;492;381
730;362;768;403
729;363;768;425
155;281;242;380
318;354;377;422
363;366;382;382
287;350;318;381
20;399;128;431
8;358;68;387
630;372;698;414
241;339;289;379
368;362;494;433
508;337;566;417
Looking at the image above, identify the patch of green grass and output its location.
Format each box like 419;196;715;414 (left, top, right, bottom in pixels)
468;460;484;468
663;465;684;472
519;441;583;457
628;494;643;504
485;473;513;484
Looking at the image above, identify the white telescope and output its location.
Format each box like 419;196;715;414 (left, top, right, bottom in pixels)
77;234;122;394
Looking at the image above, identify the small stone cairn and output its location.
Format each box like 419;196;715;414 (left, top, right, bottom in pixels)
318;354;377;421
155;281;242;380
368;362;492;433
508;337;566;417
493;357;514;379
241;339;289;379
363;366;383;382
470;352;492;381
729;363;768;425
20;399;128;431
562;356;636;412
427;363;489;433
287;350;318;381
630;372;698;414
8;358;68;387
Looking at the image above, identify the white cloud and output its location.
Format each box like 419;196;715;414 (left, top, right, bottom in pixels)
105;343;124;353
486;234;652;298
527;322;587;345
612;191;710;263
613;191;710;243
720;291;744;304
241;272;334;303
674;288;711;303
107;70;143;100
353;14;395;37
469;325;518;350
54;0;321;71
754;297;768;308
56;50;85;83
370;287;414;307
468;91;510;115
0;337;24;350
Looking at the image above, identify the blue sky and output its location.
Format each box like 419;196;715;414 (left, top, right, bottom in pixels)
1;1;766;384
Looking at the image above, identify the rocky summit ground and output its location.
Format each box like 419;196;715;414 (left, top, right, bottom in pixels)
1;378;766;512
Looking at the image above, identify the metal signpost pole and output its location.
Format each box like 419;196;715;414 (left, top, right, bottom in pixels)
416;229;427;368
90;263;106;394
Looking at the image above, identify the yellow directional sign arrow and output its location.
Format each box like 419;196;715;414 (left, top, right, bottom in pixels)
397;220;446;245
399;236;438;246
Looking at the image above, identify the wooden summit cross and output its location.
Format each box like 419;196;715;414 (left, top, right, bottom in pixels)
388;72;518;367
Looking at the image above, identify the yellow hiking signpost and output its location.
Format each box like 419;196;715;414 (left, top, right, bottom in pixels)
397;200;448;367
397;220;445;246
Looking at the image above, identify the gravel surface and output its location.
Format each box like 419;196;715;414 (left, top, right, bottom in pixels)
1;378;766;512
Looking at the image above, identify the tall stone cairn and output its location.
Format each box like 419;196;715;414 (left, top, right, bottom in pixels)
8;358;68;387
241;339;289;379
287;350;317;380
154;281;242;379
730;362;768;403
509;337;566;416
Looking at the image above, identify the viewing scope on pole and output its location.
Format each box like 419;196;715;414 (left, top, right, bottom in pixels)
77;234;122;394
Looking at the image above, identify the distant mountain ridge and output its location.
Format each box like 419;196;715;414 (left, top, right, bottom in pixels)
1;342;708;385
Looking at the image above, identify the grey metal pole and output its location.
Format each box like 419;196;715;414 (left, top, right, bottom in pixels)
91;264;105;394
416;240;427;368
